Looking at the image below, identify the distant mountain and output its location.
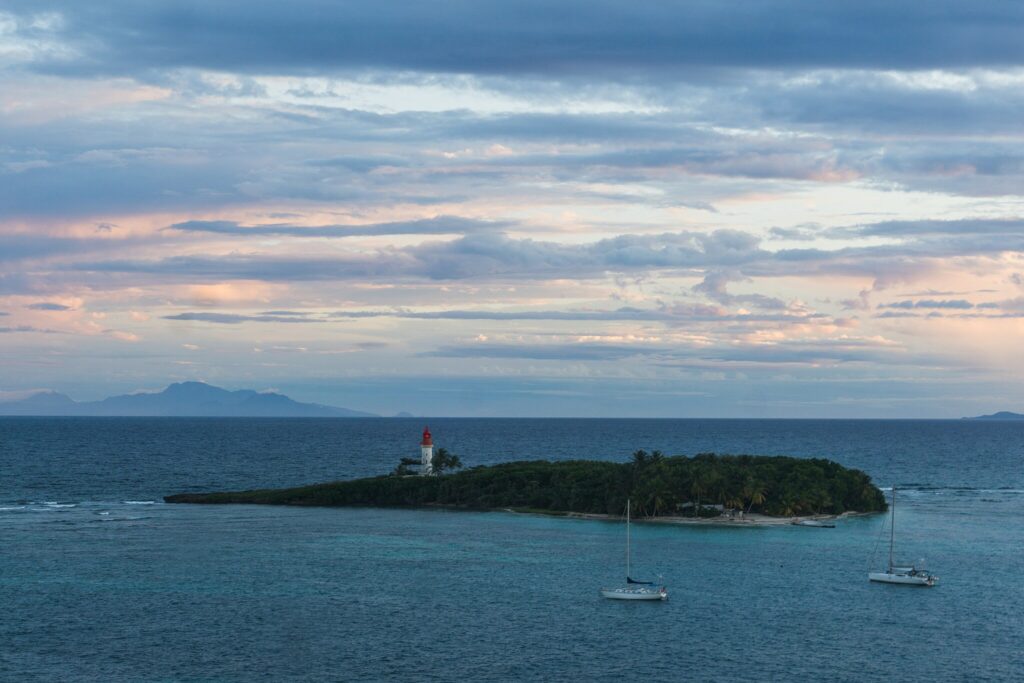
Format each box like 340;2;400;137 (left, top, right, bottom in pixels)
963;411;1024;421
0;382;377;417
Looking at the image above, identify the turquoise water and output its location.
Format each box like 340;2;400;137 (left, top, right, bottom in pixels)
1;418;1022;681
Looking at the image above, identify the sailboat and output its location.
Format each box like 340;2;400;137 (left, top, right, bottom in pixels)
600;498;668;601
868;487;937;586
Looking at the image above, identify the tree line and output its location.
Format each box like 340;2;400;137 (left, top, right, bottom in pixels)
168;451;887;517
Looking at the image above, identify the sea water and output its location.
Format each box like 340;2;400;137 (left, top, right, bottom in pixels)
1;418;1022;681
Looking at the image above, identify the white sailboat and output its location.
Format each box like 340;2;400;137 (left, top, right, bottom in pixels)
868;487;937;587
600;498;668;601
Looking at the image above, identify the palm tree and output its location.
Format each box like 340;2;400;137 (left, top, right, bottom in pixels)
431;448;463;475
743;478;767;513
632;449;649;468
690;470;708;517
645;476;672;517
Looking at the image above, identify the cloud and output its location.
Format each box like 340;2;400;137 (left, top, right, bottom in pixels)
984;296;1024;312
168;215;510;238
0;325;59;334
0;147;245;219
692;270;787;310
879;299;975;310
425;342;660;362
769;226;820;241
75;230;768;282
26;302;72;311
13;1;1024;78
66;219;1024;293
0;234;143;263
163;312;325;324
161;304;828;325
830;218;1024;239
426;335;906;365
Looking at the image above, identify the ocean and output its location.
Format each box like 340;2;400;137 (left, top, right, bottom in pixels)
1;418;1022;681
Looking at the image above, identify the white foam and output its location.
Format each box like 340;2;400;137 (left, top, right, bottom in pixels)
123;500;156;505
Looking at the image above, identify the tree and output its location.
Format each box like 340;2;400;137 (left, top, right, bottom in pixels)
743;478;767;514
632;449;649;468
690;469;708;517
645;476;672;517
431;447;463;475
392;457;422;476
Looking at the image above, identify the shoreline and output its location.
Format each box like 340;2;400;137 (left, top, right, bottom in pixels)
513;508;874;527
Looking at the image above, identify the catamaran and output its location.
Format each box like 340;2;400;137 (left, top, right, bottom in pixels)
600;498;668;601
868;487;937;587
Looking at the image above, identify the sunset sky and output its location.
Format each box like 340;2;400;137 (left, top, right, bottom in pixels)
3;1;1024;416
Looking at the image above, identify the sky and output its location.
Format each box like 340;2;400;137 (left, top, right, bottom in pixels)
2;1;1024;417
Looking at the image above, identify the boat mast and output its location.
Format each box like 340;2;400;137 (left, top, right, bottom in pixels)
888;487;896;572
626;498;631;580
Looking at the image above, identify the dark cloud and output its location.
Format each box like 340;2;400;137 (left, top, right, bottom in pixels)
0;235;146;263
987;296;1024;311
75;230;768;282
12;1;1024;78
162;304;826;325
0;149;245;219
830;218;1024;239
336;307;674;322
753;74;1024;135
67;221;1024;290
876;311;921;319
692;270;787;310
427;335;905;365
162;312;325;324
168;216;510;238
338;304;823;323
492;142;860;182
0;325;59;334
879;299;974;310
26;302;72;311
425;342;660;362
306;155;410;172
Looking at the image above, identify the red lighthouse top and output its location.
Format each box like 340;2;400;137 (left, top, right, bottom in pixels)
421;426;432;446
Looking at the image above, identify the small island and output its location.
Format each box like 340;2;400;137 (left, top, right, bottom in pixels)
166;452;887;524
963;411;1024;421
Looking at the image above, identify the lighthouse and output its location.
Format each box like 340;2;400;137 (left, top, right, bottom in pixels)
420;426;434;475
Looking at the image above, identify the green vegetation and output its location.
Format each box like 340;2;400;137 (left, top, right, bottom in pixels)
431;447;463;474
166;452;887;517
390;448;463;476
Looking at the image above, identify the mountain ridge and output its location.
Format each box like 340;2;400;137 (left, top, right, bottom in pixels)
0;381;377;417
963;411;1024;420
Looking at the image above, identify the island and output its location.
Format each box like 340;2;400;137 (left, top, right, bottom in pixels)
0;381;376;417
166;453;887;524
963;411;1024;421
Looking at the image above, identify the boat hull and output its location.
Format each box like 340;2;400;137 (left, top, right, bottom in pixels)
869;571;936;586
600;587;668;600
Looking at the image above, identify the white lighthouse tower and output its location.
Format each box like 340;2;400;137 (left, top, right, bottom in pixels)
420;426;434;475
